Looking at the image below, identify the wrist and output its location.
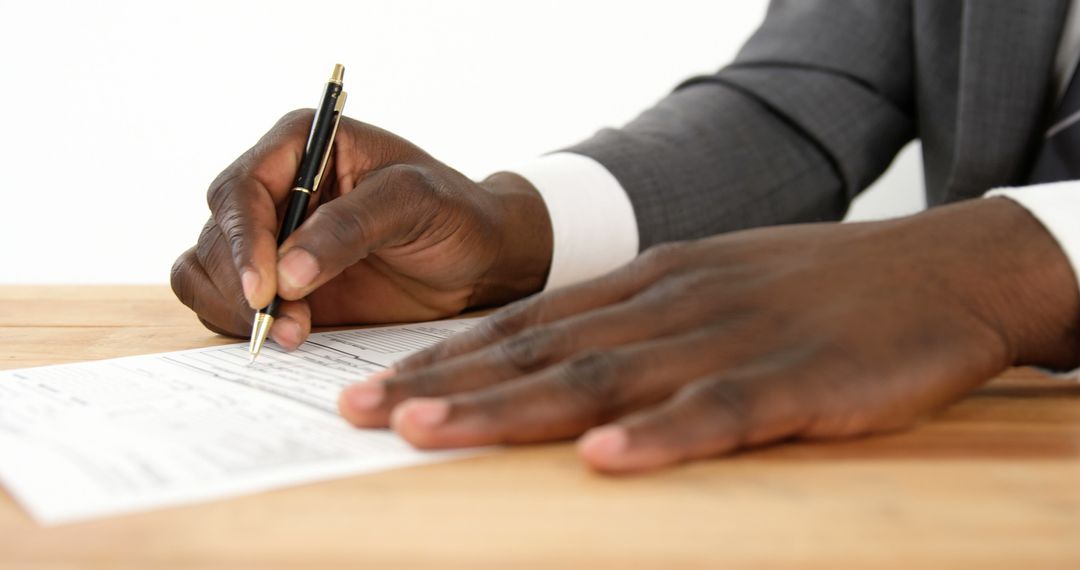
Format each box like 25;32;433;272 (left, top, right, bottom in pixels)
469;171;553;307
912;198;1080;369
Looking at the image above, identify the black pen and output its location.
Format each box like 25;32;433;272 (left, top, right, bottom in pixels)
249;64;347;363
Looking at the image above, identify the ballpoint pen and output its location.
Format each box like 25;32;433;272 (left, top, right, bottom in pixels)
249;64;348;363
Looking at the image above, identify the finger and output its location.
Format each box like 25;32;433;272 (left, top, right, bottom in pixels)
195;219;249;313
341;302;668;427
274;164;443;300
205;111;314;309
388;328;749;449
190;220;313;350
339;286;738;427
577;369;811;474
393;242;696;374
170;247;253;337
268;299;312;351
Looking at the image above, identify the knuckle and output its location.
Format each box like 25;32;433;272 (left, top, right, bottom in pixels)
385;370;440;399
171;250;250;338
799;354;882;437
641;270;719;308
681;379;754;438
205;170;241;212
399;337;468;372
637;241;692;274
498;325;567;371
194;223;216;265
383;163;430;186
555;350;624;405
398;336;469;371
196;217;216;245
170;249;199;308
484;300;535;340
280;108;315;127
396;347;439;372
380;164;440;214
217;208;253;263
310;201;370;253
208;109;315;211
192;225;247;311
805;404;876;438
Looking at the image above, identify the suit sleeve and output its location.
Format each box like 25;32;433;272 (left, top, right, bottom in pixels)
562;0;917;249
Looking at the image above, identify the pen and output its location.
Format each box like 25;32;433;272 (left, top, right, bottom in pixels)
249;64;348;363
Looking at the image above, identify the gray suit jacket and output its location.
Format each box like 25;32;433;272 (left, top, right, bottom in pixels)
565;0;1070;249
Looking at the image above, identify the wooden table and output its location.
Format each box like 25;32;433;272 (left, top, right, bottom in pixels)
1;286;1078;569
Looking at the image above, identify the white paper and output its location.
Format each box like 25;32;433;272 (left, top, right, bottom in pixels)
0;318;482;525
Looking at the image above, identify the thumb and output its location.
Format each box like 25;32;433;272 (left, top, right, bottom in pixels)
274;164;440;300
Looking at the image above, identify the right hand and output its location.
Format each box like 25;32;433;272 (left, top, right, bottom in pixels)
171;110;553;348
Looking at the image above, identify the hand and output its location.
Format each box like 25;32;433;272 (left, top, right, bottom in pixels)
338;198;1080;473
171;110;552;348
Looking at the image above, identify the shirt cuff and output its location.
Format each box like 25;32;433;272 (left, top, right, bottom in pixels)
508;152;639;290
986;182;1080;380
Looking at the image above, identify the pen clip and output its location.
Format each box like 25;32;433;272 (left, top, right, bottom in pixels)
312;91;347;193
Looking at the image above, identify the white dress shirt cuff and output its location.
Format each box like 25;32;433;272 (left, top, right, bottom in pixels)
508;152;640;290
986;182;1080;380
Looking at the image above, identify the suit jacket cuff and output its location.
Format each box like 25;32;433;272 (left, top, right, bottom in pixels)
508;152;639;290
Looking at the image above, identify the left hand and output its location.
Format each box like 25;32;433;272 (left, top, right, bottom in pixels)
338;198;1080;473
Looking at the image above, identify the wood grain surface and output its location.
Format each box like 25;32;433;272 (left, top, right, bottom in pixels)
0;286;1078;569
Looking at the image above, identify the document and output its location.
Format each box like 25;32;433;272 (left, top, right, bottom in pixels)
0;318;482;525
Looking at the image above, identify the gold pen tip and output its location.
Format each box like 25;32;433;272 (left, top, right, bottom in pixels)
248;312;274;365
330;64;344;84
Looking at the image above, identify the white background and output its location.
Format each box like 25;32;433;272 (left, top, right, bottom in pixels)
0;0;924;284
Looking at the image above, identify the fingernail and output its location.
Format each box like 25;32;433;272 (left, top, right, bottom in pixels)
343;381;385;411
579;426;629;460
278;248;319;290
241;269;260;307
366;368;396;383
395;398;450;428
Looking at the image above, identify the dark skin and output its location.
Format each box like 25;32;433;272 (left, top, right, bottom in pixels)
171;110;553;346
173;111;1080;474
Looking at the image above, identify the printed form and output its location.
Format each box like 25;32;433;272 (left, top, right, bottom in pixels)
0;318;481;525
